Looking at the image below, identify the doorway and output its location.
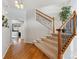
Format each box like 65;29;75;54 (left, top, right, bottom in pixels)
11;20;24;44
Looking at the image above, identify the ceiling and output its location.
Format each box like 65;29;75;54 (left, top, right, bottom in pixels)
2;0;71;22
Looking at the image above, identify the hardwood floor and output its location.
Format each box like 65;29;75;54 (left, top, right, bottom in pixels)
4;42;49;59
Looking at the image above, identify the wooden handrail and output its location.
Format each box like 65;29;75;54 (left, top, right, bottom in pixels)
36;9;54;20
57;11;77;59
53;17;55;33
59;11;77;34
59;14;74;29
73;11;77;35
36;12;52;22
62;11;77;54
36;9;55;33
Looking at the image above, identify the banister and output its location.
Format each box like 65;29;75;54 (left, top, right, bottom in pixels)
62;11;77;53
36;12;52;22
56;29;63;59
58;11;77;33
59;14;74;29
62;34;76;54
36;9;54;20
52;17;55;33
36;9;55;33
73;11;77;35
56;11;77;59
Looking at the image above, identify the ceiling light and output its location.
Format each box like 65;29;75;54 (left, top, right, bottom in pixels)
15;4;20;9
20;4;24;9
15;0;24;9
15;0;18;4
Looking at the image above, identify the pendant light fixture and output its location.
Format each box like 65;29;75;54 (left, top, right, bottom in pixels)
15;0;24;9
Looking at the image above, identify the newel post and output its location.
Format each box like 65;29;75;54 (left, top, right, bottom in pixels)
53;17;55;33
73;11;77;35
56;29;62;59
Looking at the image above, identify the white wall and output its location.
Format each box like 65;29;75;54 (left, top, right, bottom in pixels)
19;9;50;43
2;27;11;58
26;18;50;43
71;0;77;11
63;36;77;59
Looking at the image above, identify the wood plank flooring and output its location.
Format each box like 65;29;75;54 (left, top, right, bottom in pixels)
4;42;49;59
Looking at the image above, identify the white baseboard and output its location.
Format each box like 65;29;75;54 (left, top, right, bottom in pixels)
2;42;11;58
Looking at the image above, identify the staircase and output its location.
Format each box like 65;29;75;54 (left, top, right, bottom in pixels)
36;9;55;33
34;10;77;59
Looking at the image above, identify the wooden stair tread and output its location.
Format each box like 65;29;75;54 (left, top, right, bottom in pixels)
42;36;58;41
45;34;71;46
34;42;57;59
45;34;70;40
41;38;58;45
38;40;58;51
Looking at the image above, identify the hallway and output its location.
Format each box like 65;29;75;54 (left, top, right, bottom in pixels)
4;40;49;59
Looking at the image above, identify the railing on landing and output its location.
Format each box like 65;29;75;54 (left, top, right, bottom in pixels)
56;11;77;59
36;9;55;33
